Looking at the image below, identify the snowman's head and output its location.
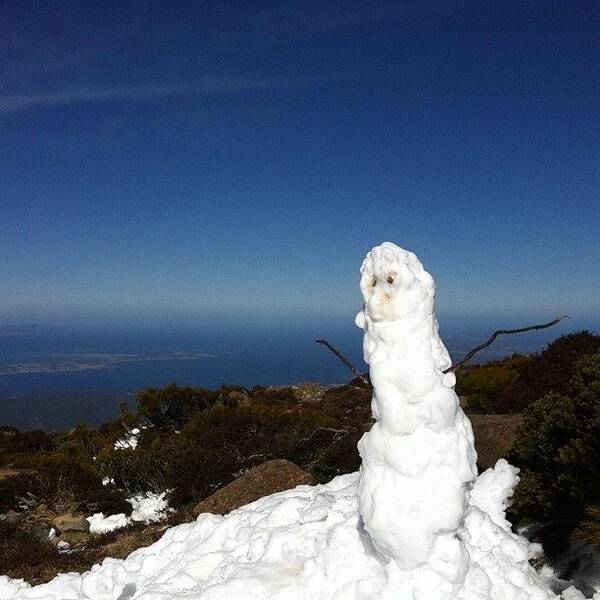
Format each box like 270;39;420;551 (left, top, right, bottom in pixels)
357;242;435;324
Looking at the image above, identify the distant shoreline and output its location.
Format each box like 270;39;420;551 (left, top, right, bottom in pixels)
0;352;217;376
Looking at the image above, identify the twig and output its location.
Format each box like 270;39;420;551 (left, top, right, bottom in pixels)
315;339;369;384
296;427;348;447
443;314;569;373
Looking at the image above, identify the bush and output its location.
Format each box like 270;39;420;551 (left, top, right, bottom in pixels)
0;430;53;464
163;402;336;507
136;383;221;430
96;449;166;495
0;522;58;574
0;472;46;513
0;521;134;584
311;430;362;483
0;453;129;515
577;506;600;548
456;358;524;414
509;351;600;557
496;331;600;413
163;441;239;506
250;386;297;407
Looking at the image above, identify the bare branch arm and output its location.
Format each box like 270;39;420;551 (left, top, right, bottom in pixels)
443;314;569;373
315;339;369;384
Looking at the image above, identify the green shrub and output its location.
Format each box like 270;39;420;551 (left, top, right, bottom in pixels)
311;430;362;483
163;441;239;506
456;359;523;414
497;331;600;413
162;402;337;507
136;383;221;429
509;351;600;557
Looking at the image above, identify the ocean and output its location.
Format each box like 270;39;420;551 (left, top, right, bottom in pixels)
0;316;592;430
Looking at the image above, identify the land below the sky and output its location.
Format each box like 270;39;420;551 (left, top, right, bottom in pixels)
1;328;600;600
2;329;600;597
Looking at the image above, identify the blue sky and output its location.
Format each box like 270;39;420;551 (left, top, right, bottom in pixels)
1;1;599;327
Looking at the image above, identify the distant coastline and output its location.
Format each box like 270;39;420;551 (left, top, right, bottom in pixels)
0;352;217;376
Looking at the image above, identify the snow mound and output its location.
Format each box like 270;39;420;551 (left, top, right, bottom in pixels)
0;463;569;600
87;492;172;534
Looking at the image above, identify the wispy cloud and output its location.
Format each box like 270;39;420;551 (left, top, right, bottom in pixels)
0;77;298;114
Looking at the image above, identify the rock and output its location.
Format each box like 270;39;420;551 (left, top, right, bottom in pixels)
29;524;52;541
292;382;325;404
470;413;524;470
193;459;314;516
54;513;90;533
59;530;90;545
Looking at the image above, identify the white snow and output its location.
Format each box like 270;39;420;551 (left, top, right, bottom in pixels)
87;513;129;535
56;540;73;554
129;491;172;524
0;467;571;600
0;243;593;599
114;428;140;450
87;492;172;534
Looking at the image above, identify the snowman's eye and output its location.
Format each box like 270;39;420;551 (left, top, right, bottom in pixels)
387;275;394;284
372;279;377;287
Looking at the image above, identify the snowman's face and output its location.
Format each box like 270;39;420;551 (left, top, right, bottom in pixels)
359;243;434;322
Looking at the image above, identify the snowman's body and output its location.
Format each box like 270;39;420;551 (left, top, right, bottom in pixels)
356;242;478;595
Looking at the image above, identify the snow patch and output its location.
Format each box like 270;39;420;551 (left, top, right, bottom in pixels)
87;492;173;534
114;428;140;450
0;469;581;599
87;512;129;534
129;491;172;523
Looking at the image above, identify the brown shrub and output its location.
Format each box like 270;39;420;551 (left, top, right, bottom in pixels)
0;522;58;574
0;454;129;515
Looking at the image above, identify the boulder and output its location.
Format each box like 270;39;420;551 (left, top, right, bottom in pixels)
193;459;314;516
54;513;90;533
